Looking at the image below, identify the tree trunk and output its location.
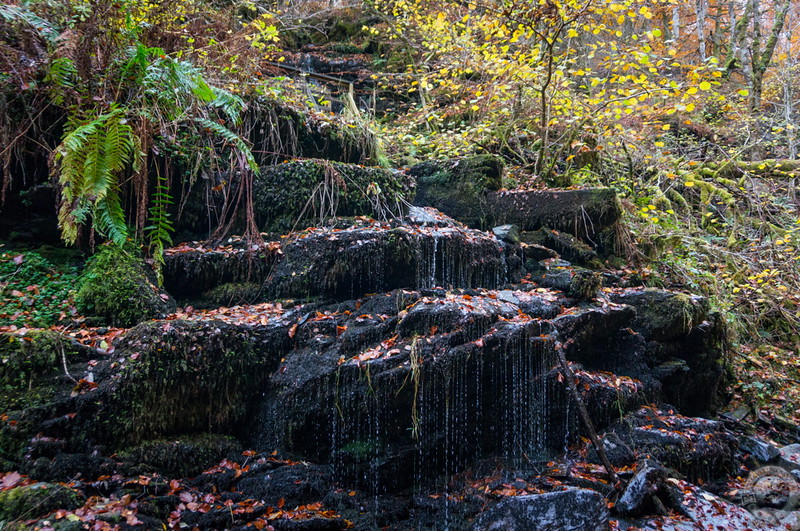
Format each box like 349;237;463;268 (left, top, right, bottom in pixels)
696;0;708;61
672;6;680;41
749;0;792;111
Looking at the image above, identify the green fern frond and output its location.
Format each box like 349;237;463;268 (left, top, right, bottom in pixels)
53;106;135;245
95;194;128;245
195;118;259;174
210;87;246;123
47;58;78;104
0;4;58;43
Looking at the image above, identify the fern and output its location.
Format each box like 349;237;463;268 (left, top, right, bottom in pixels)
53;106;138;245
195;118;259;174
47;58;78;105
145;173;174;284
210;87;246;123
0;4;58;44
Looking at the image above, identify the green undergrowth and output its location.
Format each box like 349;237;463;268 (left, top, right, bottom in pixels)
0;330;85;412
0;249;80;328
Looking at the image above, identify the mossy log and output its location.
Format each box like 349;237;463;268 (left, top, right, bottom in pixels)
702;159;800;180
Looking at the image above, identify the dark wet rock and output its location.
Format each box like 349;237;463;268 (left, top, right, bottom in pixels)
608;288;728;416
606;408;737;482
68;319;290;448
497;289;562;319
492;224;520;244
396;292;519;337
524;227;601;267
236;464;333;507
780;444;800;471
165;221;508;302
0;482;85;521
616;459;667;516
608;288;710;342
589;432;636;467
163;238;281;300
472;488;609;531
569;369;647;431
268;224;507;298
417;183;622;254
522;242;559;261
411;155;504;228
533;261;576;292
255;291;558;491
663;479;769;530
23;453;118;483
269;518;347;531
553;304;639;371
740;436;781;463
489;187;620;233
253;160;413;235
120;434;242;478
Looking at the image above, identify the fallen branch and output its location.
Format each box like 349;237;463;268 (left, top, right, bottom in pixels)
555;339;625;492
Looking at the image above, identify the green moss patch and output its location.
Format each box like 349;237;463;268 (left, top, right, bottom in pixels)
0;482;84;521
253;160;413;235
75;244;176;327
92;320;285;447
0;250;79;328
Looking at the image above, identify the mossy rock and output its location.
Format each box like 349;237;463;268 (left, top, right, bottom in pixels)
610;288;710;342
568;271;602;300
0;482;84;521
252;160;414;235
523;228;602;268
410;155;504;227
203;282;263;307
120;434;242;477
75;244;177;327
83;320;288;447
0;331;92;412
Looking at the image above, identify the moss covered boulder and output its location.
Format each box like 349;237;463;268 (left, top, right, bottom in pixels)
0;482;84;521
162;238;282;300
410;155;504;227
163;217;510;303
75;244;176;327
75;319;290;447
0;331;92;412
120;434;242;477
609;288;710;342
608;288;728;416
253;160;414;234
267;222;508;298
0;331;95;466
